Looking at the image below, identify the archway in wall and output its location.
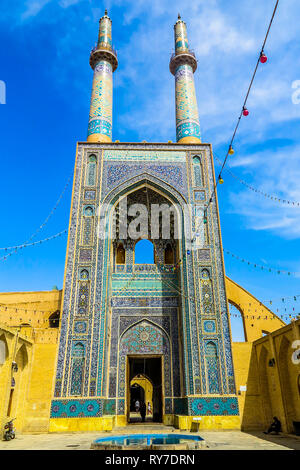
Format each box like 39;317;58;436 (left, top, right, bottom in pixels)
105;178;185;406
7;344;28;420
129;373;154;422
225;277;285;342
118;320;171;425
278;337;296;432
49;311;60;328
130;383;144;410
134;239;155;264
128;357;161;423
228;302;246;342
111;182;181;270
0;334;8;366
258;346;273;428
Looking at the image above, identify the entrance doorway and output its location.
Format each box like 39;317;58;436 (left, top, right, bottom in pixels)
127;356;163;423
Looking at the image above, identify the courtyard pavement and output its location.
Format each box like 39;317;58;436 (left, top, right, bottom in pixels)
0;426;300;450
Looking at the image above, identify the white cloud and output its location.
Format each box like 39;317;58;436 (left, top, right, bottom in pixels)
227;144;300;239
21;0;51;19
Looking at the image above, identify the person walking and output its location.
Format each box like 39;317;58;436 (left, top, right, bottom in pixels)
135;400;140;413
140;402;146;422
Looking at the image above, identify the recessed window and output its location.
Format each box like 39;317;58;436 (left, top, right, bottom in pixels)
49;311;60;328
116;244;125;264
164;243;174;264
135;240;154;264
86;155;97;186
193;156;202;186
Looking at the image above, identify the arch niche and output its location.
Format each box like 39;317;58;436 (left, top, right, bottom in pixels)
117;320;172;423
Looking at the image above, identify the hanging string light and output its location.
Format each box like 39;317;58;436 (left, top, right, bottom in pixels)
260;51;268;63
228;145;235;156
196;0;279;231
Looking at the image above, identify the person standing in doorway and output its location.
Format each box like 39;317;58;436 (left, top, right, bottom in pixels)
140;402;146;422
135;400;140;413
147;401;152;415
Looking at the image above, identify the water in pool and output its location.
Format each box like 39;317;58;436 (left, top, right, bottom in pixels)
94;434;203;446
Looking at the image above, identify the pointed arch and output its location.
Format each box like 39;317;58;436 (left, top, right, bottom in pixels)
116;243;126;264
278;336;295;431
192;155;203;186
70;342;85;396
205;341;221;394
164;243;174;264
0;334;9;365
103;172;188;208
258;345;273;427
15;343;28;370
134;239;154;264
86;154;97;186
117;319;172;401
49;311;60;328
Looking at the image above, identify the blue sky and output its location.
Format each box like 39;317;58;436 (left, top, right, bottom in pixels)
0;0;299;338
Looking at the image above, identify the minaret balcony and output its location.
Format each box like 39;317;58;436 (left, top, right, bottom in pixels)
169;49;197;75
90;42;118;71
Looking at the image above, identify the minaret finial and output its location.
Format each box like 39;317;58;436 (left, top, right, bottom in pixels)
169;18;201;143
178;13;181;19
105;9;108;16
87;12;118;143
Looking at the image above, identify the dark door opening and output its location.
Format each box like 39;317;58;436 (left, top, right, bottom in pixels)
128;356;163;423
130;383;145;411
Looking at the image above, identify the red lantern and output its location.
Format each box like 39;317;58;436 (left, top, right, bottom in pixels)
260;52;267;63
243;107;249;116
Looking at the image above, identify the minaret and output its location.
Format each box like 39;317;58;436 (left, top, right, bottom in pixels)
87;10;118;143
169;15;201;143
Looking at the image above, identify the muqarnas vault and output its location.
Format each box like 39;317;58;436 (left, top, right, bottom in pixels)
50;11;239;430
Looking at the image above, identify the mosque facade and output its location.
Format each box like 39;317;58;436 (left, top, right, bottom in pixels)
1;12;299;435
49;11;239;430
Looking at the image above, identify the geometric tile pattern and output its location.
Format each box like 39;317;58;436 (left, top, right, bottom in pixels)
173;397;239;416
51;142;238;419
175;65;201;141
88;61;113;139
50;399;116;418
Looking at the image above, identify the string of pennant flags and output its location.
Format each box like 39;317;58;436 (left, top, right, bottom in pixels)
214;154;300;207
223;248;298;277
0;305;298;323
0;170;72;261
0;230;67;261
229;306;300;322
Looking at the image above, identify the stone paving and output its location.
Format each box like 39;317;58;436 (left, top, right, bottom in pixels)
0;426;300;450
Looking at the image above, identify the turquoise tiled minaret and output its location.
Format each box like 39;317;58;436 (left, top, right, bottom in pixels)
87;10;118;143
170;15;201;143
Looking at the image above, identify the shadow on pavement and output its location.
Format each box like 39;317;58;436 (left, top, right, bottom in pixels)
243;431;300;450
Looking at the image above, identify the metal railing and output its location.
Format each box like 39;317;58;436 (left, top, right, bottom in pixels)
170;49;196;61
91;41;117;57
